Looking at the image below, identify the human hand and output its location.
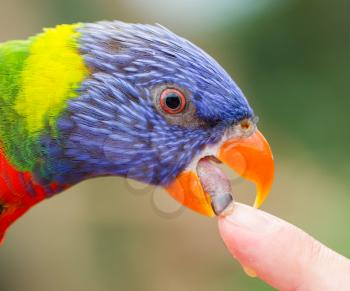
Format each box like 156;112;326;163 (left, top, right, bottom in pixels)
218;203;350;291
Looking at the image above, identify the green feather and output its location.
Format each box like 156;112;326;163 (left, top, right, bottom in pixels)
0;39;40;171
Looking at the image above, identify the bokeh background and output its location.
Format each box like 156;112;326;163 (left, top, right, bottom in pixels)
0;0;349;290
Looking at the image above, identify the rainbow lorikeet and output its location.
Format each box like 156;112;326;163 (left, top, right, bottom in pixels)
0;21;274;243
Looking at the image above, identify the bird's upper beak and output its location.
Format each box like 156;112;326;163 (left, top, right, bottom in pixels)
165;129;274;216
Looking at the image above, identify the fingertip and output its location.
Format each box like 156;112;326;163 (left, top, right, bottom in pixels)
217;203;309;290
217;203;281;274
218;203;350;290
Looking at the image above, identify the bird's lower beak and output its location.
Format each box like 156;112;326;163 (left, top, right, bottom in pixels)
165;130;274;216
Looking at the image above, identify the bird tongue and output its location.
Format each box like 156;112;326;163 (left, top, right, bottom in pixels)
196;157;234;216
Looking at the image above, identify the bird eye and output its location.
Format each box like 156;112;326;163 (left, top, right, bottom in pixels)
160;88;186;114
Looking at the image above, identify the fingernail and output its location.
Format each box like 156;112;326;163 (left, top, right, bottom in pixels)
242;266;257;278
222;203;278;234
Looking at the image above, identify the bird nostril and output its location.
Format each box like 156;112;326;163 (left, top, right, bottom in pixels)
238;119;257;137
240;119;251;130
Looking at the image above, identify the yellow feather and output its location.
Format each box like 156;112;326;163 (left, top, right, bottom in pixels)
15;24;88;135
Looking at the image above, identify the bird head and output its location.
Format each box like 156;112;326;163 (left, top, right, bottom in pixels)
42;21;274;216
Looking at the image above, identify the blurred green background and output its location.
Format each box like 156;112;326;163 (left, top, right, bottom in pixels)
0;0;349;290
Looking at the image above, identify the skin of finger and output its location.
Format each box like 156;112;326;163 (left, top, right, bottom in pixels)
218;205;350;291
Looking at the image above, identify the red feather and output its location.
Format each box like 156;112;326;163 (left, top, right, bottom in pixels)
0;148;62;243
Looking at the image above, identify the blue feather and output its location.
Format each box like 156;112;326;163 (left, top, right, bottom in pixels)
38;21;253;188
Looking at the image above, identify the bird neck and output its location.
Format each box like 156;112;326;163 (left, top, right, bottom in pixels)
0;24;88;178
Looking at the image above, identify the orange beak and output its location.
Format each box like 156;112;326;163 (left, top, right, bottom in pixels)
165;129;274;216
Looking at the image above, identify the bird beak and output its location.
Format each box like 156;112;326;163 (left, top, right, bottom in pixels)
165;129;274;216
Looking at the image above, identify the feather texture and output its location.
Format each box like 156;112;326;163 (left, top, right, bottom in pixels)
0;21;253;242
